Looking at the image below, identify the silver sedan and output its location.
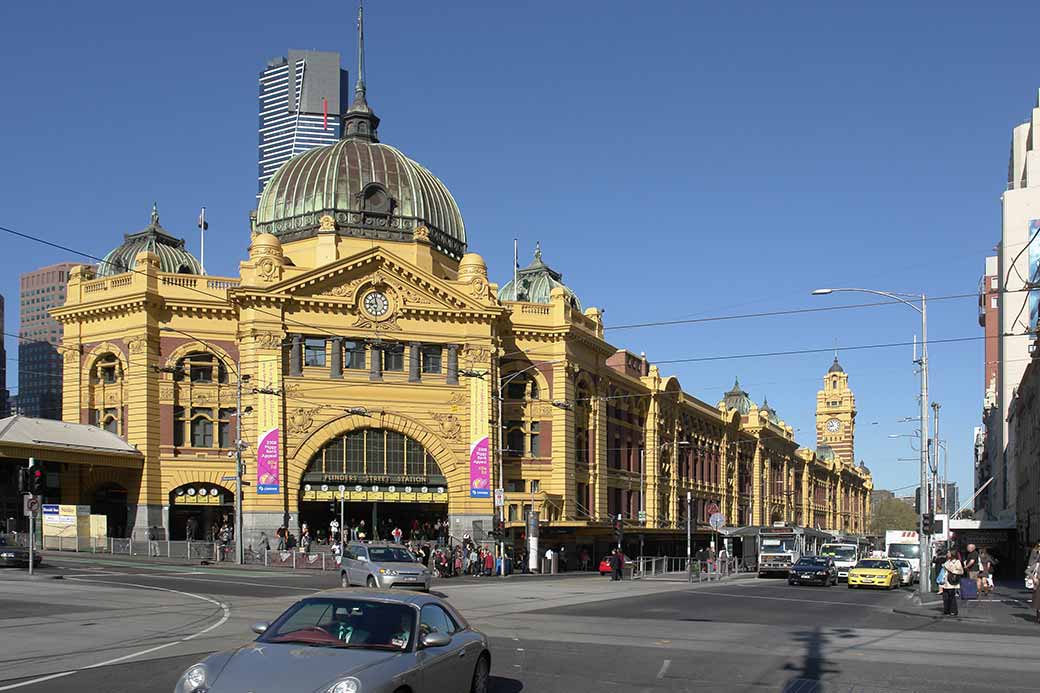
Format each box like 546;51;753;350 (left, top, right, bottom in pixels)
174;590;491;693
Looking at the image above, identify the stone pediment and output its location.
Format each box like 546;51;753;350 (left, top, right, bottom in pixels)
267;249;498;319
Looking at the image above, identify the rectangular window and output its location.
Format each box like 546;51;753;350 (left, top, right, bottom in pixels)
508;504;518;521
530;479;540;493
345;340;366;370
346;431;365;474
218;408;236;448
304;338;326;367
383;344;404;372
991;296;998;308
103;408;118;434
421;345;442;374
365;429;385;474
324;437;345;474
406;439;424;475
529;422;540;457
191;408;214;448
173;406;185;447
991;276;998;289
506;479;524;492
101;364;117;384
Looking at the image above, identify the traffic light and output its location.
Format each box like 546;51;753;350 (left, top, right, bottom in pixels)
613;514;624;545
17;467;29;494
922;513;933;535
494;517;505;537
30;466;45;496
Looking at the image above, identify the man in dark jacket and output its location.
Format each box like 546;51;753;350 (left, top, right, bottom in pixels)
611;549;623;581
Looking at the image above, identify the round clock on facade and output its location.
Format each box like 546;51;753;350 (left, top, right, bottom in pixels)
363;291;390;317
825;418;842;433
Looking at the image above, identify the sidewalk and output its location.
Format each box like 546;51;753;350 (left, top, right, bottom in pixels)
892;581;1040;627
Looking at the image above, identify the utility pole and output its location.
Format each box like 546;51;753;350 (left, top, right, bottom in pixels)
918;296;930;596
932;402;941;515
235;355;244;565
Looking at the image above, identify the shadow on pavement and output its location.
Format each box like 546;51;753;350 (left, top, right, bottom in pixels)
490;675;523;692
780;626;840;692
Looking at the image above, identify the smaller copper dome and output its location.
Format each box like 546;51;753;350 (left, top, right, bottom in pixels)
97;204;201;278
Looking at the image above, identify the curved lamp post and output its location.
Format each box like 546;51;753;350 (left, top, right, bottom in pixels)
812;287;930;596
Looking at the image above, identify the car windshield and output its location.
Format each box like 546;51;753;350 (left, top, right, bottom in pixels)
260;598;416;651
367;547;418;563
794;558;827;567
887;544;920;559
820;547;857;561
762;538;797;552
856;559;892;570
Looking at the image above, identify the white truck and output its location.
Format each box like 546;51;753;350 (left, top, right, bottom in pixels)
819;542;860;581
757;525;831;577
884;530;921;576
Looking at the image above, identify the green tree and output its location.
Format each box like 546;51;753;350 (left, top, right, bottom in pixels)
870;497;919;535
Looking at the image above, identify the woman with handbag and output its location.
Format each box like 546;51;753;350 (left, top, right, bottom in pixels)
939;548;965;617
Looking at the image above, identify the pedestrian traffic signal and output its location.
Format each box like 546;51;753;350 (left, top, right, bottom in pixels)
30;467;45;495
613;514;624;543
922;513;933;535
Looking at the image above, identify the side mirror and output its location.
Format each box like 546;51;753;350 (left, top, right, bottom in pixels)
251;622;269;635
420;631;452;649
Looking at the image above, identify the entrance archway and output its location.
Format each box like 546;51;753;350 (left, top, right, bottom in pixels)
299;427;449;543
168;483;233;540
91;483;129;538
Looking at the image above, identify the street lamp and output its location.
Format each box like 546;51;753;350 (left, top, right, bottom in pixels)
161;326;247;565
813;287;930;596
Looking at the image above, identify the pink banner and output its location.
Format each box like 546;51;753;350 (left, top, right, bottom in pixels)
469;436;490;498
257;428;280;494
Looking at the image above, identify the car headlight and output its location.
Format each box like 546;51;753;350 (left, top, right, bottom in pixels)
378;568;398;576
326;678;361;693
176;664;208;693
816;571;828;576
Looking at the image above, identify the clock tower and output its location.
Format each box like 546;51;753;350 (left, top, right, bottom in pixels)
816;356;856;464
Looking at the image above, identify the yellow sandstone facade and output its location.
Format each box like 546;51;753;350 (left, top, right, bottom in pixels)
50;59;871;550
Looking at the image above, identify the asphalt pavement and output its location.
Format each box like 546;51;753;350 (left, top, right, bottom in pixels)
3;553;1040;692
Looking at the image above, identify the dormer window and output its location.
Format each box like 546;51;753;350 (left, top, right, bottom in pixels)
360;183;393;215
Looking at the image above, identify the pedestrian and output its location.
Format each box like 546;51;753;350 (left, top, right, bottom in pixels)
544;546;554;573
392;526;403;544
485;548;495;576
978;548;995;597
579;547;590;572
939;548;965;616
931;547;946;594
611;548;623;581
963;543;980;597
1030;560;1040;623
276;527;286;551
357;520;367;541
148;525;161;556
258;531;270;552
185;516;197;541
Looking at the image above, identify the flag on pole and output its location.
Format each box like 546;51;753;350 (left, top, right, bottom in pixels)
197;208;208;231
323;97;328;131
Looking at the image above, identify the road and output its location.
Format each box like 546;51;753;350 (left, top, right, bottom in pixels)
1;554;1039;692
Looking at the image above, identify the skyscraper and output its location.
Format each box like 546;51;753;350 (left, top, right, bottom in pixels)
258;50;349;196
0;294;8;418
18;262;78;420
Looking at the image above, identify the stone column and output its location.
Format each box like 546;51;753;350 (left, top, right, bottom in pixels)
330;337;343;379
751;442;763;526
408;342;421;383
446;345;459;385
369;343;383;382
289;334;302;376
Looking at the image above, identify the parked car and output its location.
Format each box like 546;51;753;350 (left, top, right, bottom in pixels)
340;542;432;592
598;553;629;576
174;591;491;693
0;545;41;569
847;558;900;589
890;558;915;586
787;556;837;586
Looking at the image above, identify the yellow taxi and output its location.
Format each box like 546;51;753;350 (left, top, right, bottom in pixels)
847;558;900;589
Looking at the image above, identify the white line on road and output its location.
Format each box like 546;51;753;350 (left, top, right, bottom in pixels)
656;659;671;679
66;573;315;592
0;580;230;690
688;590;901;610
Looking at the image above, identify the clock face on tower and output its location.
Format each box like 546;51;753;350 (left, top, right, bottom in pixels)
825;418;842;433
363;291;390;317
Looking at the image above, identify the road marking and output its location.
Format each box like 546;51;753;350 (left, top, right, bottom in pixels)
65;573;315;592
0;580;231;690
688;590;897;610
656;659;671;679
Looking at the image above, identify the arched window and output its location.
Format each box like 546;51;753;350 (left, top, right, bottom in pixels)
303;429;444;483
360;183;393;214
88;352;124;436
505;372;540;400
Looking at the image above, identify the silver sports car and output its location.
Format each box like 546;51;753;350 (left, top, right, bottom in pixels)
174;590;491;693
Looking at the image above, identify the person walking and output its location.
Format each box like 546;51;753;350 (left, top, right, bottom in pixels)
148;525;161;557
392;526;403;544
963;543;980;598
939;548;965;616
978;548;996;598
611;549;623;581
485;548;496;576
276;527;286;551
258;531;271;553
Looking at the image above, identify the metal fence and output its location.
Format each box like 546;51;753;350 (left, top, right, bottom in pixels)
631;556;743;581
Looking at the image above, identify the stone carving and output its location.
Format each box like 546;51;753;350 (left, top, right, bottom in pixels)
126;336;148;354
256;257;279;282
448;392;465;407
430;413;461;440
105;392;120;405
159;386;174;401
460;344;491;368
254;332;282;350
353;314;402;332
465;276;491;301
319;214;336;232
413;224;430;242
192;392;210;405
288;407;322;436
281;383;302;400
63;349;80;364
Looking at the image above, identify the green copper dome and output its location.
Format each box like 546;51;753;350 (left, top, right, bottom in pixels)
97;204;202;278
498;244;581;310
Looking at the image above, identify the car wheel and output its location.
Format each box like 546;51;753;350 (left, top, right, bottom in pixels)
366;576;378;589
471;653;490;693
341;572;349;589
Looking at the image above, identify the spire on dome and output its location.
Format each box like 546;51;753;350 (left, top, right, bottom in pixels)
342;0;381;142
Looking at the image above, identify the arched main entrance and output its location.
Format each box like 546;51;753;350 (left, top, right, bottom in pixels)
91;483;128;538
168;483;234;540
299;428;449;543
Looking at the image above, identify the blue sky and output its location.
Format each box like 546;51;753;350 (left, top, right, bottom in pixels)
2;0;1038;500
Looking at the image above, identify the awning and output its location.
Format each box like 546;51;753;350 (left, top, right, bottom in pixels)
0;416;143;469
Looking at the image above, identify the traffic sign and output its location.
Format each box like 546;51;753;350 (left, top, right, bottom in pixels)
706;502;720;517
23;495;40;517
638;510;647;523
494;488;505;507
709;512;725;530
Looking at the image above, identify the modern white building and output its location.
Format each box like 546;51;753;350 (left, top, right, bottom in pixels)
989;89;1040;522
258;50;348;197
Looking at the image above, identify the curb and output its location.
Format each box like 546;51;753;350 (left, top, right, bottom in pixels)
891;607;988;622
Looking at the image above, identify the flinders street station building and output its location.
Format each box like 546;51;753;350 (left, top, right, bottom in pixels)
30;52;871;555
